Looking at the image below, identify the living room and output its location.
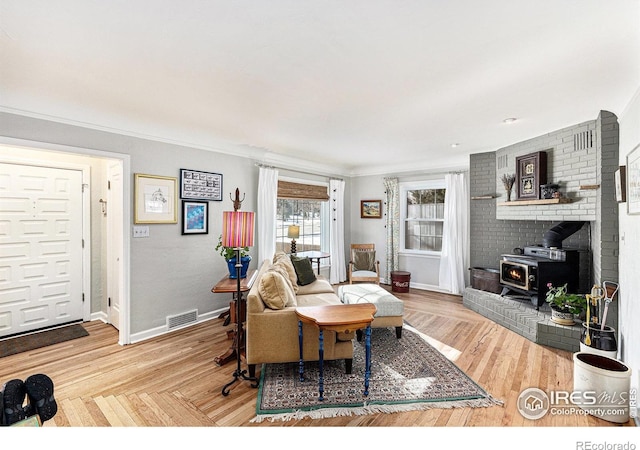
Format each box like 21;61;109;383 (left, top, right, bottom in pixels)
1;0;639;443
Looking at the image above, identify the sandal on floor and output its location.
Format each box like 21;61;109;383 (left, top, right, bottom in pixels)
2;379;33;425
25;374;57;423
0;389;4;426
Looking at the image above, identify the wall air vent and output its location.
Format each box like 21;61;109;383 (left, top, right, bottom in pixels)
166;309;198;331
574;130;593;151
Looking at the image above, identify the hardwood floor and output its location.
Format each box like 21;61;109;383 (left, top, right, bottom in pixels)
0;286;634;429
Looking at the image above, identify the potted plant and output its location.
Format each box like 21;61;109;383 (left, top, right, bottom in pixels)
545;282;586;326
215;234;251;279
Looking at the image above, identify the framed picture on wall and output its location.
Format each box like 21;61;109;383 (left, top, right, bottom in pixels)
182;201;209;235
180;168;223;201
134;173;178;224
615;166;626;203
361;200;382;218
627;144;640;214
516;151;547;200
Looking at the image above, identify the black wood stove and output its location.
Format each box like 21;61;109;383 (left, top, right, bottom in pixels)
499;221;585;308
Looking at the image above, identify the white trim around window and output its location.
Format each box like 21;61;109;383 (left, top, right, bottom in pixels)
399;179;446;256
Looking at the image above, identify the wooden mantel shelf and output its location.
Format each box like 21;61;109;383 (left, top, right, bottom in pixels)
498;198;573;206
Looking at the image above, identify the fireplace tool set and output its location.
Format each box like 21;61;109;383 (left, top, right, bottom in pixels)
581;281;619;357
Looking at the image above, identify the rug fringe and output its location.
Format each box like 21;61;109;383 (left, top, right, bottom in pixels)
250;396;504;423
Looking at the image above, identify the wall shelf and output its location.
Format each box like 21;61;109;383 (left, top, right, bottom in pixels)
471;195;496;200
498;198;573;206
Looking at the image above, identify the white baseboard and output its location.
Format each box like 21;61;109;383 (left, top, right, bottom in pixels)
128;308;227;344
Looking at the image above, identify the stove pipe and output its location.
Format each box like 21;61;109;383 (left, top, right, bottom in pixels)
542;221;586;248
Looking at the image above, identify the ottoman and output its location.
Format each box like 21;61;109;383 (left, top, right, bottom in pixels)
338;284;404;339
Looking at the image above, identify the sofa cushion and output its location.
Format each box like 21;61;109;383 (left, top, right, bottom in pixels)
272;252;299;293
258;269;296;310
296;292;343;307
268;265;297;307
291;256;317;286
295;276;335;295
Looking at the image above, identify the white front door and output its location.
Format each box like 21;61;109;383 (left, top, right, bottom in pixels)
107;160;123;330
0;163;84;337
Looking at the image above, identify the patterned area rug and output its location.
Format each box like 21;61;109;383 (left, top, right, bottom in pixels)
0;324;89;358
252;325;502;422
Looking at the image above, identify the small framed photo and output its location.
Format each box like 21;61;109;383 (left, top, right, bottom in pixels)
627;144;640;215
134;173;178;224
615;166;626;203
361;200;382;218
180;168;223;201
182;201;209;234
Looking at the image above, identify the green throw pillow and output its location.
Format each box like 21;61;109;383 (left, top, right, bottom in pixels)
291;256;317;286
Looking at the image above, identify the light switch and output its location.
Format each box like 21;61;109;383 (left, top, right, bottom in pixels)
133;226;149;238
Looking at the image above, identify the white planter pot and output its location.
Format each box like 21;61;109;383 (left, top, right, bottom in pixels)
573;352;631;424
550;307;575;326
579;342;617;359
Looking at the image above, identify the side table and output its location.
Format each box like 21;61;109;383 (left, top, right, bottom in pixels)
294;251;330;274
296;303;377;401
211;269;257;366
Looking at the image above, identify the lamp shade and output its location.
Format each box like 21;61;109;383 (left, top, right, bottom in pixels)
222;211;255;248
287;224;300;239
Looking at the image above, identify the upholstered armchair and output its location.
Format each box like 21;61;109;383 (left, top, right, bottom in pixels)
348;243;380;284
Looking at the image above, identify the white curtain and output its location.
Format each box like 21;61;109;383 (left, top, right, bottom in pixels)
438;172;469;295
329;179;346;284
257;167;278;264
383;177;400;283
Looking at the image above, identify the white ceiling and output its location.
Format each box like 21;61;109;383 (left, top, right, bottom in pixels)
1;1;639;176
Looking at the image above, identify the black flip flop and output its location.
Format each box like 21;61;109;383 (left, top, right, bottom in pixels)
24;374;57;423
0;389;4;426
2;379;33;425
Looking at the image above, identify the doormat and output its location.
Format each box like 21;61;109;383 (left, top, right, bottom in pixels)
0;324;89;358
251;325;503;422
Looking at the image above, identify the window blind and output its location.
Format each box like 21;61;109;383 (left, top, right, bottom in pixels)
277;180;329;201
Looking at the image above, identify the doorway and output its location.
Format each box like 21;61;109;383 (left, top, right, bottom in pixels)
0;139;130;344
0;162;84;337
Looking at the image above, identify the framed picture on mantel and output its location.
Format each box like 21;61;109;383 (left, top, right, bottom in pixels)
516;151;547;200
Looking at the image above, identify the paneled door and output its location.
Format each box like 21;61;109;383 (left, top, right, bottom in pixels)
0;163;83;337
107;160;123;330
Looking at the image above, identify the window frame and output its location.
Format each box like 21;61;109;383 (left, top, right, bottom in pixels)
400;179;446;256
275;177;330;255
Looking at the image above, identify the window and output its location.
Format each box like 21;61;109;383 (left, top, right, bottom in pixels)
275;178;329;254
276;199;327;253
401;180;446;253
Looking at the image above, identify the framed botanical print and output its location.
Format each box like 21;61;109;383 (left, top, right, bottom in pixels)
516;151;547;200
615;166;626;203
134;173;178;224
627;144;640;214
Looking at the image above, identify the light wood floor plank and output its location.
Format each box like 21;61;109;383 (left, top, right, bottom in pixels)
0;285;633;428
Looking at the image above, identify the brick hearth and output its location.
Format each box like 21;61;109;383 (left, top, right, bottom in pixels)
462;287;582;352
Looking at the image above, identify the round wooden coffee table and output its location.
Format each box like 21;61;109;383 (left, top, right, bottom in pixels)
295;303;377;401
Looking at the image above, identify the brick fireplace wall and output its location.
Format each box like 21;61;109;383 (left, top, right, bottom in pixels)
468;110;620;339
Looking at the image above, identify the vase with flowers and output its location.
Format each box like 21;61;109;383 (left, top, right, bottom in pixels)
215;234;251;279
545;282;586;326
501;173;516;201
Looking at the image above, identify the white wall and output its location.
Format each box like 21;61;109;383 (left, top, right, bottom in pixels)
350;171;458;290
0;112;259;338
349;174;387;278
618;85;640;419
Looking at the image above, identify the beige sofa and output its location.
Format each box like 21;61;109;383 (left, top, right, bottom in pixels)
245;253;355;378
